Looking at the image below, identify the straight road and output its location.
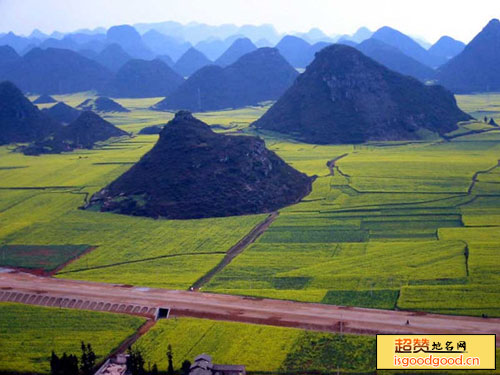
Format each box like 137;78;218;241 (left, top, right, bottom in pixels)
1;270;499;346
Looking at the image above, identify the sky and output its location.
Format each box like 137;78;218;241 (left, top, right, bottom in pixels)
0;0;498;43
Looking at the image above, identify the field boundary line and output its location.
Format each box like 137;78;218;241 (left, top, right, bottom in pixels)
190;212;279;291
467;162;499;194
56;251;226;274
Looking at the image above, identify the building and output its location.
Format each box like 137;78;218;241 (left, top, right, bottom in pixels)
189;354;246;375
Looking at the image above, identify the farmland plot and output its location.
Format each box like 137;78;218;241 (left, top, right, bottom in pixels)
0;302;145;374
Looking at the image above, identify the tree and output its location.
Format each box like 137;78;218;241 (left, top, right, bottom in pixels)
181;360;191;375
60;353;69;375
50;351;60;375
127;347;146;375
80;342;88;374
167;345;174;375
80;342;97;375
55;352;78;375
68;354;79;375
87;343;96;373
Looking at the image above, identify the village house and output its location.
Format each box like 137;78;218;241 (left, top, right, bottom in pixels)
189;354;246;375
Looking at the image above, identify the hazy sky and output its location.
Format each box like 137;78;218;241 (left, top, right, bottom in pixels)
0;0;498;43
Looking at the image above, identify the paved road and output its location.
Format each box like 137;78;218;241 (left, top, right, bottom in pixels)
1;270;499;346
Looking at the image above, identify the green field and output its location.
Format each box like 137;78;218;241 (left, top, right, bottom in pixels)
0;302;145;374
1;93;498;315
134;317;376;374
135;317;500;375
0;92;496;375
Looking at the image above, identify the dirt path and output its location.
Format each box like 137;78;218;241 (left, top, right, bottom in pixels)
1;270;499;346
467;161;500;194
190;212;279;290
326;153;349;176
112;319;156;355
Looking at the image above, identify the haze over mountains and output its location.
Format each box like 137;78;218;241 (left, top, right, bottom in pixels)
371;26;445;67
214;38;257;66
0;81;60;145
94;43;131;72
253;45;471;144
2;47;111;94
0;45;19;70
428;36;465;61
0;18;497;102
106;25;154;60
42;102;81;124
103;58;184;98
437;18;500;93
153;47;298;111
173;47;211;77
356;38;435;81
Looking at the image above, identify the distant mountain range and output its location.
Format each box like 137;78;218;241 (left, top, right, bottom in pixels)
371;26;444;68
428;36;465;61
275;35;314;68
102;59;184;98
1;47;111;94
106;25;154;60
215;38;257;67
356;38;435;81
0;19;499;98
94;43;131;72
0;22;429;66
153;47;298;112
173;47;212;77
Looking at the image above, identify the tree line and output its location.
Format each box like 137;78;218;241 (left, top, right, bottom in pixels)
50;342;96;375
49;343;192;375
127;344;192;375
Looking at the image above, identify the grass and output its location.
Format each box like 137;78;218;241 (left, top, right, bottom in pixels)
134;317;375;374
0;302;145;374
136;317;500;374
322;289;399;309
